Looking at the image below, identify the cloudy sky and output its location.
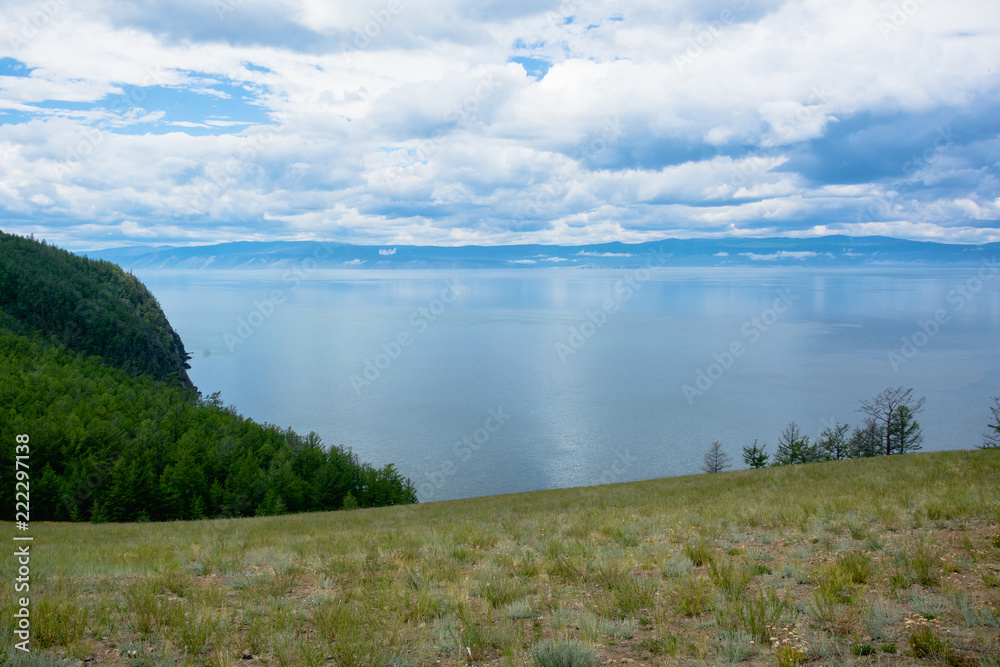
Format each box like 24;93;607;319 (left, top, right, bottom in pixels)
0;0;998;250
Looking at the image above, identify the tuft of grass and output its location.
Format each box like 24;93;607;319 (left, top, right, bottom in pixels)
405;587;449;622
717;587;790;643
311;598;390;667
638;631;681;657
547;553;584;583
907;591;948;619
865;532;884;551
504;599;534;619
948;590;1000;628
33;594;89;649
607;575;657;616
851;643;877;656
515;549;540;577
599;617;636;639
808;560;862;630
684;540;716;567
836;551;874;584
669;574;715;617
893;541;942;588
846;519;869;540
904;615;953;661
530;640;597;667
709;558;752;601
477;571;527;608
861;602;898;641
770;627;808;666
661;554;694;579
455;605;501;661
177;611;219;655
717;630;756;664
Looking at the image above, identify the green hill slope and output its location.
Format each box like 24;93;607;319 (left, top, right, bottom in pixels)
0;231;192;387
1;450;997;665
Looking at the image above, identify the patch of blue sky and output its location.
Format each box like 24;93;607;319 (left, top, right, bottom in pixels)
512;38;546;50
28;99;94;111
242;61;273;74
0;57;32;76
0;109;33;123
93;76;272;135
0;101;96;125
508;56;552;80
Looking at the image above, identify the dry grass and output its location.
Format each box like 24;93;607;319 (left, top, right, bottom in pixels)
2;449;999;666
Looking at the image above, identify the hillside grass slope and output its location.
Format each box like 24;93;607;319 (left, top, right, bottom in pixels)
3;449;999;666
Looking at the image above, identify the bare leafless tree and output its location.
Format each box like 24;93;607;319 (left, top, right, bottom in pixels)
983;396;1000;449
858;387;925;456
702;441;732;474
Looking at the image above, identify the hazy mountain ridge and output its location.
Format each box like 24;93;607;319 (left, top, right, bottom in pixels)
84;235;999;270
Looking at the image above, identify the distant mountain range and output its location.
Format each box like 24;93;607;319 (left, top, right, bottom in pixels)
83;236;999;270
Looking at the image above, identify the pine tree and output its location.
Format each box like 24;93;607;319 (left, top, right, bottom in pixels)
742;439;769;468
848;418;883;458
190;495;206;520
772;422;816;465
817;423;851;460
890;405;922;454
342;492;359;510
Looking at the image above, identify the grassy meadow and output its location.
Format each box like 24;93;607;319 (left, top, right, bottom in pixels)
3;449;1000;666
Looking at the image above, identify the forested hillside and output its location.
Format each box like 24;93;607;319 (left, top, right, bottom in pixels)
0;231;192;387
1;231;416;521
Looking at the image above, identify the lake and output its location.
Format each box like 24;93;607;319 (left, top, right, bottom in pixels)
137;266;1000;503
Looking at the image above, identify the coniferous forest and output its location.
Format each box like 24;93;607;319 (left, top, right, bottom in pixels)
1;231;417;522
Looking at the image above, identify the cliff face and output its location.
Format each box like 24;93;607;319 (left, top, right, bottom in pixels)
0;231;193;388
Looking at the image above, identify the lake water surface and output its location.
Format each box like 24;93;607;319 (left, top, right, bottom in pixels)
137;267;1000;502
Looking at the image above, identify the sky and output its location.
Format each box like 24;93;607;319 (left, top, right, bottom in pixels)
0;0;998;251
